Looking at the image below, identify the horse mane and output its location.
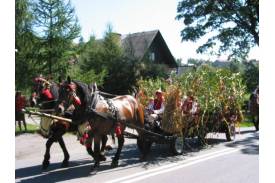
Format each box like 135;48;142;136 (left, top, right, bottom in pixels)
72;80;92;109
50;82;59;100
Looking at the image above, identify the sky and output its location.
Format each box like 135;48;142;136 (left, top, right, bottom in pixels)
70;0;259;63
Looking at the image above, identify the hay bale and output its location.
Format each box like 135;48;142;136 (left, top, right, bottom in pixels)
161;85;183;134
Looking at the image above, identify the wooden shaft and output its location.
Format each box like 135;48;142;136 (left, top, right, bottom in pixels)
22;109;72;123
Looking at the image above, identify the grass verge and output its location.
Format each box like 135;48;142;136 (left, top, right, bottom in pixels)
15;124;39;136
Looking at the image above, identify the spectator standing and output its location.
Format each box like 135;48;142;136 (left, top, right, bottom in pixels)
15;91;27;132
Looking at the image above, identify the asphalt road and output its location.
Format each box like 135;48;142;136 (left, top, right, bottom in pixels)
15;127;258;183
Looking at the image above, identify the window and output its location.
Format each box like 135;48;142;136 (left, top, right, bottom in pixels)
149;52;155;61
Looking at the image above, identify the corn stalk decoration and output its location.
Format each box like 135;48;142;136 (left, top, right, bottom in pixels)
137;65;246;142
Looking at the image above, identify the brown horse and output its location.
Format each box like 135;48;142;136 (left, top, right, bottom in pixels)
57;77;145;172
32;76;110;170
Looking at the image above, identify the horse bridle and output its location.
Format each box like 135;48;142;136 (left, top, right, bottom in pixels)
63;82;82;107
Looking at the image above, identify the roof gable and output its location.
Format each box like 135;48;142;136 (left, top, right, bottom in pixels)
121;30;177;68
121;30;158;59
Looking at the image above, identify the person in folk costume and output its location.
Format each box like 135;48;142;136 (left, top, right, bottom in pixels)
181;91;200;127
181;91;200;117
147;89;165;124
29;91;38;107
41;81;54;101
181;92;194;115
15;91;27;132
146;97;155;111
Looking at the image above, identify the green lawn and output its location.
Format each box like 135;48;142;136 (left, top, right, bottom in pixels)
239;121;254;127
15;123;39;136
239;113;255;127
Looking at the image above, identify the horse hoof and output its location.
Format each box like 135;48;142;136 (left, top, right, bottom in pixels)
99;154;107;161
61;161;69;168
42;161;50;170
111;160;118;168
105;145;113;151
90;166;98;174
139;155;147;162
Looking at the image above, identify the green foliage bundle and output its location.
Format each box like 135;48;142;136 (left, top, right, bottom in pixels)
137;65;246;140
161;85;183;134
136;78;169;106
176;65;246;114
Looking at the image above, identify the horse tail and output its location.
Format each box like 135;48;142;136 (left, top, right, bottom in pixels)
135;103;144;131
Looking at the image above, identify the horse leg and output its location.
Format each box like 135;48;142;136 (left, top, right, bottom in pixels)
99;135;107;161
111;135;124;168
42;138;54;170
58;137;70;168
91;135;101;172
86;145;95;159
85;135;95;160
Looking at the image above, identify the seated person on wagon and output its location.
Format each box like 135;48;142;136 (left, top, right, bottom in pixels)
146;89;165;124
181;92;200;117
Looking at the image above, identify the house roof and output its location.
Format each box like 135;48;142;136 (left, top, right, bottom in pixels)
121;30;158;59
121;30;177;68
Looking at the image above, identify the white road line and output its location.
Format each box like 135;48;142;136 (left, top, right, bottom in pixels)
107;148;239;183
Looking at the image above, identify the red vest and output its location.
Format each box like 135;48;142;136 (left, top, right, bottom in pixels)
42;89;54;100
153;98;163;110
16;96;26;111
182;99;193;114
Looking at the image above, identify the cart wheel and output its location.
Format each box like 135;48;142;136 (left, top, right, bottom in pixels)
225;123;236;141
137;137;152;155
171;135;184;155
137;138;144;152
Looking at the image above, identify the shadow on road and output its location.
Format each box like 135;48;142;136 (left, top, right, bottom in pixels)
225;132;259;155
16;159;93;182
16;129;259;182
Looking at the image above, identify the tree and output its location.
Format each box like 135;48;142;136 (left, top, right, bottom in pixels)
15;0;39;91
187;58;211;66
176;0;259;59
242;60;259;92
33;0;81;75
78;25;169;94
229;59;244;73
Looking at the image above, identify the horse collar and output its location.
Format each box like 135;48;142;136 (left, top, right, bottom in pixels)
70;91;82;106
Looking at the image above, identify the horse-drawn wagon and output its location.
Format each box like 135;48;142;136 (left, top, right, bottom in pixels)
24;67;245;172
135;65;245;155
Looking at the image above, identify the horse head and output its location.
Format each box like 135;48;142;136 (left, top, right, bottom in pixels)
32;76;58;109
56;76;92;122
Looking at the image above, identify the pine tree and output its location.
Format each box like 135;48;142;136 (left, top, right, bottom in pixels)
33;0;81;75
15;0;38;91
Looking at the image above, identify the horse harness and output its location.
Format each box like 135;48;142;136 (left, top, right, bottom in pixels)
88;91;119;122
